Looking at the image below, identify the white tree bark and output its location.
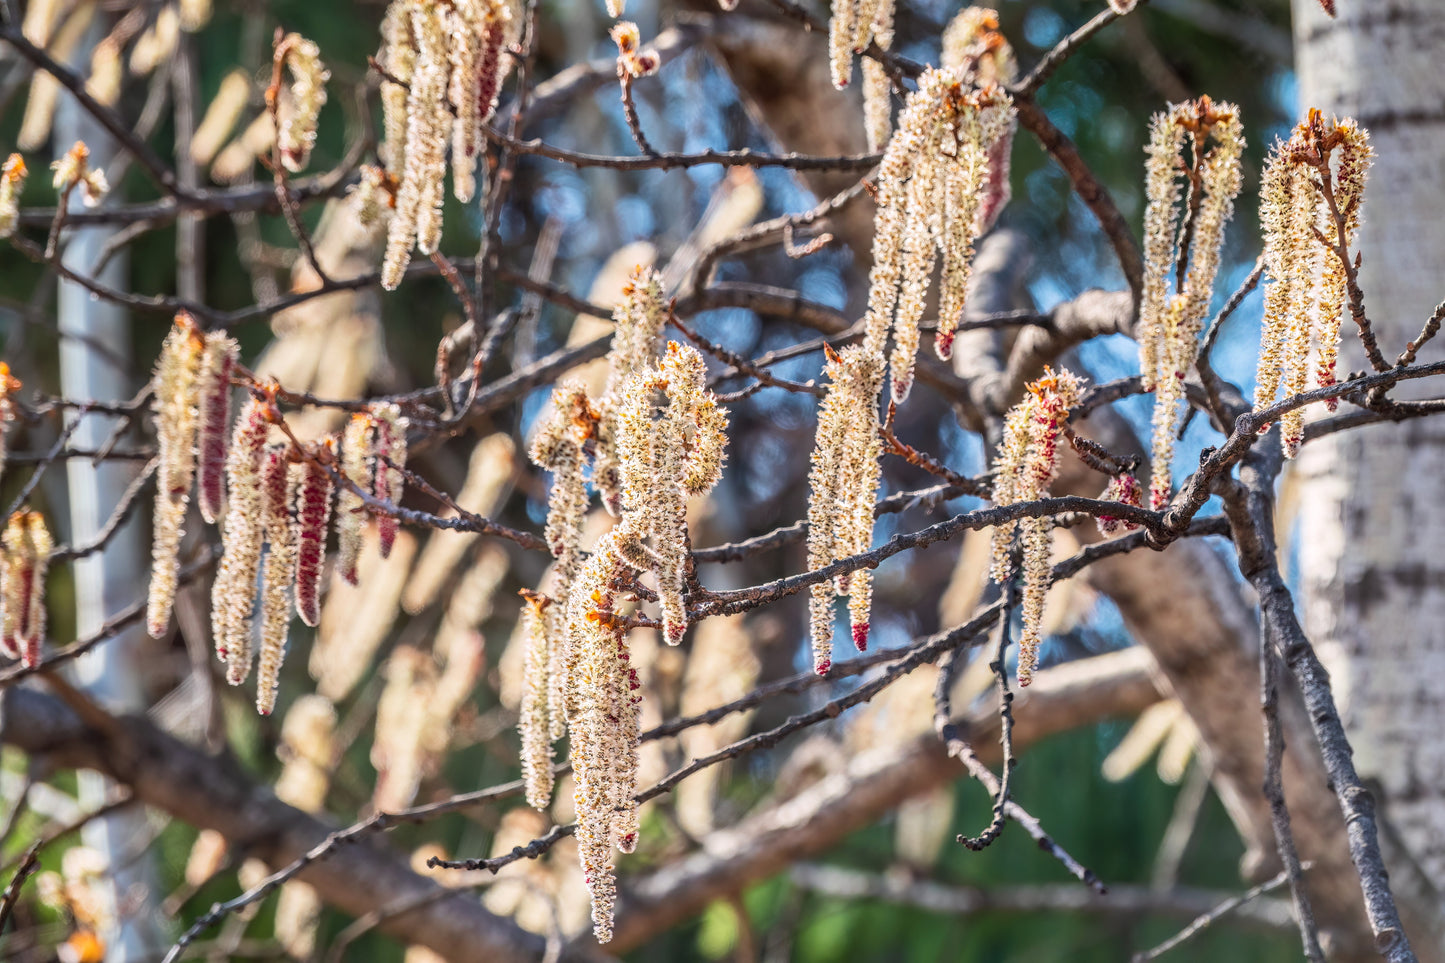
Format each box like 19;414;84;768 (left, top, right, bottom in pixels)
1291;0;1445;922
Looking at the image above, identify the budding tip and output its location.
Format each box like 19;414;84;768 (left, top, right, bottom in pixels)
934;332;955;361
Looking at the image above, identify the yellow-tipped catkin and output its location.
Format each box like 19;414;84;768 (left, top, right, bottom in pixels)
987;367;1083;686
1254;110;1372;458
147;314;204;639
864;70;1014;394
274;33;329;173
0;154;27;238
564;531;642;943
1134;98;1244;506
0;364;19;483
612;343;728;645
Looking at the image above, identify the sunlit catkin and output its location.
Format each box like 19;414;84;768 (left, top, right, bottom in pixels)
0;154;26;238
940;7;1017;234
2;511;51;667
212;387;278;684
565;531;642;944
805;346;884;675
147;314;204;638
613;343;728;645
377;0;513;289
272;33;328;173
828;0;895;91
0;364;18;482
988;367;1082;686
1134;98;1243;507
196;332;237;524
1254;110;1372;458
864;70;1014;397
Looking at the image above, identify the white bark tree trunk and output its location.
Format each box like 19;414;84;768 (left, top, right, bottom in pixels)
1291;0;1445;928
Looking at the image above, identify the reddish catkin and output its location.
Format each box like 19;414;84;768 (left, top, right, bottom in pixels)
293;442;335;627
147;314;204;639
2;511;51;667
256;445;297;716
196;330;239;525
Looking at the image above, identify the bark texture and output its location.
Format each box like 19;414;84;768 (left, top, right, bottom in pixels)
1291;0;1445;921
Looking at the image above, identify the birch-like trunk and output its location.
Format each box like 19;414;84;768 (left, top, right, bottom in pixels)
1291;0;1445;921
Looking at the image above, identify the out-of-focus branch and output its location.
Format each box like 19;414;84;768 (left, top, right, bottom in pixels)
604;647;1164;951
0;685;554;963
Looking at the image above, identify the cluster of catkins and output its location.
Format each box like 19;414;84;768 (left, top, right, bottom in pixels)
828;0;896;154
371;0;518;289
802;20;1016;675
145;314;409;715
1136;97;1243;509
522;269;728;942
1253;109;1372;458
805;346;883;676
987;368;1083;687
2;511;52;668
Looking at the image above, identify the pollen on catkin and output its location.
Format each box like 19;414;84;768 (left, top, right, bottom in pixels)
2;511;51;667
805;345;884;675
1253;110;1372;458
196;330;238;524
272;33;329;172
828;0;895;90
564;531;642;944
335;413;375;585
212;386;279;684
940;7;1017;234
612;343;728;645
50;141;108;208
864;69;1014;397
377;0;513;289
0;154;26;238
593;266;667;516
987;367;1083;687
147;314;204;639
1134;97;1244;507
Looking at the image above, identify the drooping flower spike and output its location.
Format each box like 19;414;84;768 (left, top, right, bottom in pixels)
1135;96;1244;508
988;367;1084;687
1254;109;1372;458
805;345;884;675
